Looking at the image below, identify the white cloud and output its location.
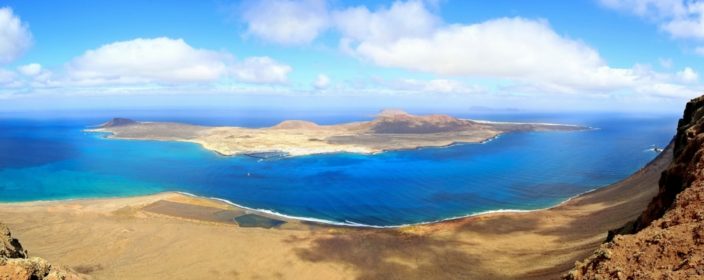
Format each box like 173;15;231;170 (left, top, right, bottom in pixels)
0;7;32;64
231;0;703;100
599;0;704;39
422;79;466;93
333;1;439;45
678;66;699;82
18;63;42;76
661;1;704;39
57;37;291;86
335;1;700;97
361;77;485;95
242;0;329;45
66;37;229;84
396;78;483;94
313;74;330;89
231;56;292;84
240;1;690;95
343;14;642;93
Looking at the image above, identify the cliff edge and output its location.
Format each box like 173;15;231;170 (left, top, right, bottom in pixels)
0;223;82;280
565;95;704;279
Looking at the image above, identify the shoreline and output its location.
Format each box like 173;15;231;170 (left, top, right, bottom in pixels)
88;112;588;158
0;143;673;279
87;127;500;158
88;126;588;159
0;145;656;229
173;189;592;228
0;188;589;229
0;133;667;229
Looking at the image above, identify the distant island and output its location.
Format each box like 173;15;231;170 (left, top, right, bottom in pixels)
88;109;586;157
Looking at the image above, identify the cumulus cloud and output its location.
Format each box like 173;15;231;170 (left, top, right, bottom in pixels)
333;2;639;94
56;37;291;86
678;67;699;82
242;0;329;45
0;7;32;64
346;18;613;87
333;1;439;45
17;63;42;76
239;0;699;96
231;56;292;84
65;37;229;84
313;74;330;89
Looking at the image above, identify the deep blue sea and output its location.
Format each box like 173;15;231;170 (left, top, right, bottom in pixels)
0;110;679;226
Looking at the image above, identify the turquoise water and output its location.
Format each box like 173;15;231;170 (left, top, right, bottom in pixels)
0;112;678;226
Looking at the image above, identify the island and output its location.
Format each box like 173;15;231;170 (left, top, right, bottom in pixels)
88;109;586;157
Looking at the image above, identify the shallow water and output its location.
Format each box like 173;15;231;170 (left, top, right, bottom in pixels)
0;112;678;226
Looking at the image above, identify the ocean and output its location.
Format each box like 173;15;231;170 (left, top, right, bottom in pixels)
0;110;678;226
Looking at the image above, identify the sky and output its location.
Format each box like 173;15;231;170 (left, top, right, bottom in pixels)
0;0;703;114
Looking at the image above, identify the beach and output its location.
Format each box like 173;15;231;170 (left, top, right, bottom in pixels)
0;144;672;279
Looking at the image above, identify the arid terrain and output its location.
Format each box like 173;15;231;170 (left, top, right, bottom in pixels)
90;109;584;157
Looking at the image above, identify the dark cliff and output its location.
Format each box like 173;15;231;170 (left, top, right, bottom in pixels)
565;95;704;279
631;96;704;232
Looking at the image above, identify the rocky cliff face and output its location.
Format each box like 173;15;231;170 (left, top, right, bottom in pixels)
565;95;704;279
0;223;81;280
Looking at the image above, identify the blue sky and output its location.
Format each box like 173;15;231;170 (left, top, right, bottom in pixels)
0;0;702;113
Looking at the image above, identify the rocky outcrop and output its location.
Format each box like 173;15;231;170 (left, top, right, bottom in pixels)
98;118;137;128
369;109;481;134
0;225;26;259
0;223;82;280
272;120;321;130
565;95;704;279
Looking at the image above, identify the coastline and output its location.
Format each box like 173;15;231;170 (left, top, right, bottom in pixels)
0;143;673;279
0;166;625;230
88;126;584;160
0;188;579;229
0;132;668;229
173;188;582;229
87;127;500;157
87;112;587;158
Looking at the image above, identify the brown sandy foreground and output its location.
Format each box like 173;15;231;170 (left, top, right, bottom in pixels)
0;146;671;280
